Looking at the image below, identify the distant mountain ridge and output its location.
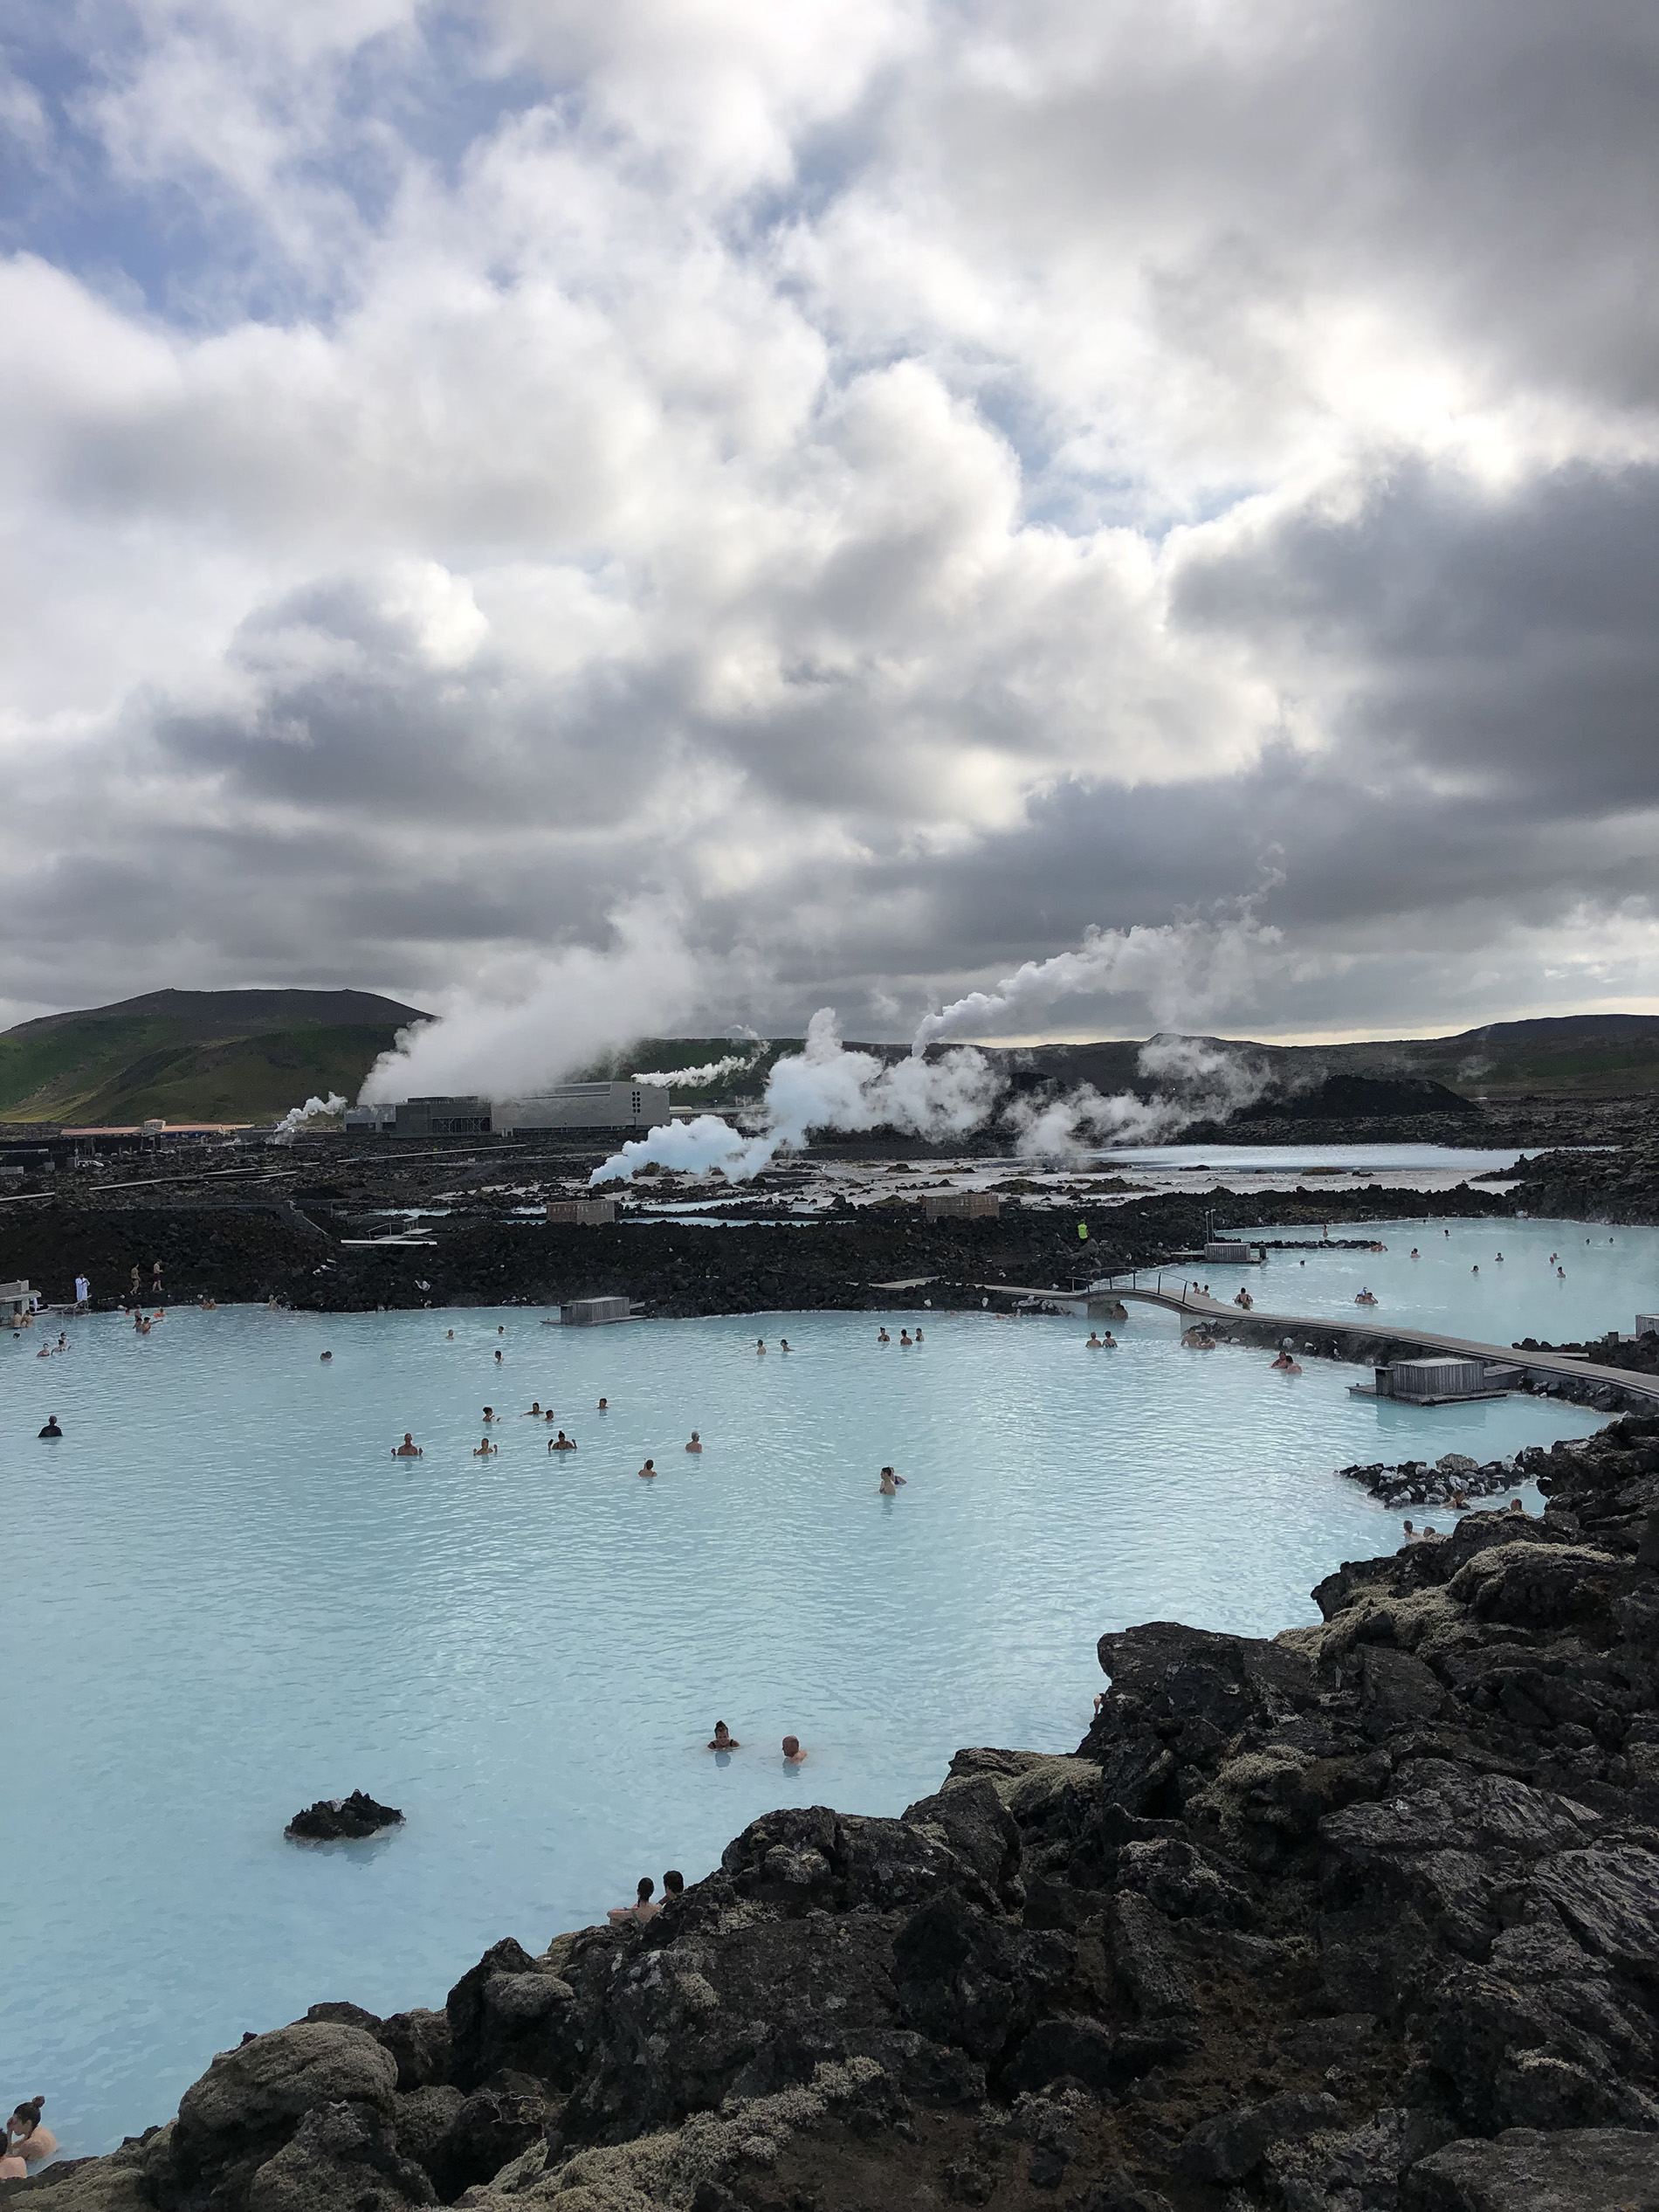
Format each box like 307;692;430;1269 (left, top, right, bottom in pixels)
4;998;1654;1127
0;988;430;1126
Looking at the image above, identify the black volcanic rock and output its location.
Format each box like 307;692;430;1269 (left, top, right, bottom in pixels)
285;1791;403;1843
1241;1071;1479;1120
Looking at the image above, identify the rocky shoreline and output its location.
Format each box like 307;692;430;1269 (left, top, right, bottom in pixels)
11;1418;1659;2212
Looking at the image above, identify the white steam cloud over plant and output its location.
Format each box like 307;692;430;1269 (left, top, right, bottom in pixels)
1007;1037;1270;1160
273;1092;347;1140
630;1050;762;1088
912;899;1284;1051
360;905;702;1105
592;1010;1002;1184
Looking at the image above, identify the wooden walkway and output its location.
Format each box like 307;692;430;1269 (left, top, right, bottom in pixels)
977;1278;1659;1405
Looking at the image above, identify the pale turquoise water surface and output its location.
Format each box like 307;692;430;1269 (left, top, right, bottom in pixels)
0;1260;1636;2155
1167;1215;1657;1347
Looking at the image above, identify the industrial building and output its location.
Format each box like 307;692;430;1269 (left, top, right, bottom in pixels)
342;1082;670;1138
923;1191;1001;1220
547;1198;616;1225
492;1082;670;1134
342;1096;492;1137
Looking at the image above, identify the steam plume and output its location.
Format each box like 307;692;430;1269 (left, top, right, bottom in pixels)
1008;1036;1270;1159
630;1049;762;1088
360;904;700;1104
592;1010;1002;1184
913;899;1282;1052
273;1092;346;1141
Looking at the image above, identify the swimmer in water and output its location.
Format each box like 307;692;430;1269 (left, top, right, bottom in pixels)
779;1337;791;1351
756;1338;766;1354
38;1415;63;1438
446;1329;454;1340
878;1327;891;1344
1099;1330;1116;1347
899;1330;912;1347
708;1720;740;1750
638;1457;657;1478
878;1464;906;1494
1472;1264;1478;1274
473;1437;498;1457
494;1349;503;1364
1495;1252;1504;1262
685;1431;702;1451
548;1431;577;1451
498;1325;506;1336
524;1402;542;1416
608;1877;659;1927
483;1406;497;1423
1270;1351;1302;1374
320;1351;332;1362
781;1735;807;1765
1402;1519;1418;1542
1410;1249;1420;1259
597;1396;609;1411
394;1433;423;1457
914;1327;923;1341
7;2102;56;2170
1509;1498;1525;1515
1085;1332;1103;1347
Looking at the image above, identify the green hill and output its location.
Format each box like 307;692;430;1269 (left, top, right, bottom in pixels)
0;989;430;1126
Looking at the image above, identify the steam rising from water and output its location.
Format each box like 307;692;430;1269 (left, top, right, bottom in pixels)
593;1010;1002;1184
1007;1037;1270;1160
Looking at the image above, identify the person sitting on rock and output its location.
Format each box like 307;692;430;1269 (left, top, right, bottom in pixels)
878;1465;905;1495
638;1457;657;1478
38;1415;63;1438
708;1721;740;1750
548;1431;577;1451
663;1869;685;1900
685;1431;702;1452
473;1437;497;1457
781;1735;807;1765
608;1877;660;1926
393;1432;423;1457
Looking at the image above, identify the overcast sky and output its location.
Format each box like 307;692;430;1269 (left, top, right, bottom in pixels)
4;0;1657;1049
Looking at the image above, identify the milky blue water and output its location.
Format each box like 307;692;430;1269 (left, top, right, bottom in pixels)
1162;1216;1659;1347
0;1285;1619;2158
1106;1141;1542;1174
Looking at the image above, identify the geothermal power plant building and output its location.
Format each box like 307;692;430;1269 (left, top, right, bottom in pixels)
492;1082;670;1133
346;1083;671;1135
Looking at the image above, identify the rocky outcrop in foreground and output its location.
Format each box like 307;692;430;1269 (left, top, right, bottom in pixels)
17;1420;1659;2212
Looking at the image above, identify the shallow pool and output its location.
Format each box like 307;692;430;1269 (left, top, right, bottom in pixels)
1165;1215;1659;1348
1105;1141;1553;1175
0;1299;1614;2155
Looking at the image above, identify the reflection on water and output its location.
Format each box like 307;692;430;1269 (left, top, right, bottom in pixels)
0;1292;1619;2154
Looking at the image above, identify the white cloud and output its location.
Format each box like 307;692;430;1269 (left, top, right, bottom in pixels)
2;0;1656;1039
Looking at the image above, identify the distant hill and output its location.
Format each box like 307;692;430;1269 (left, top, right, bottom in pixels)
0;989;430;1126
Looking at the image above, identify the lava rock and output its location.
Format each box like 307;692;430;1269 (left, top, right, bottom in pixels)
285;1793;404;1843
